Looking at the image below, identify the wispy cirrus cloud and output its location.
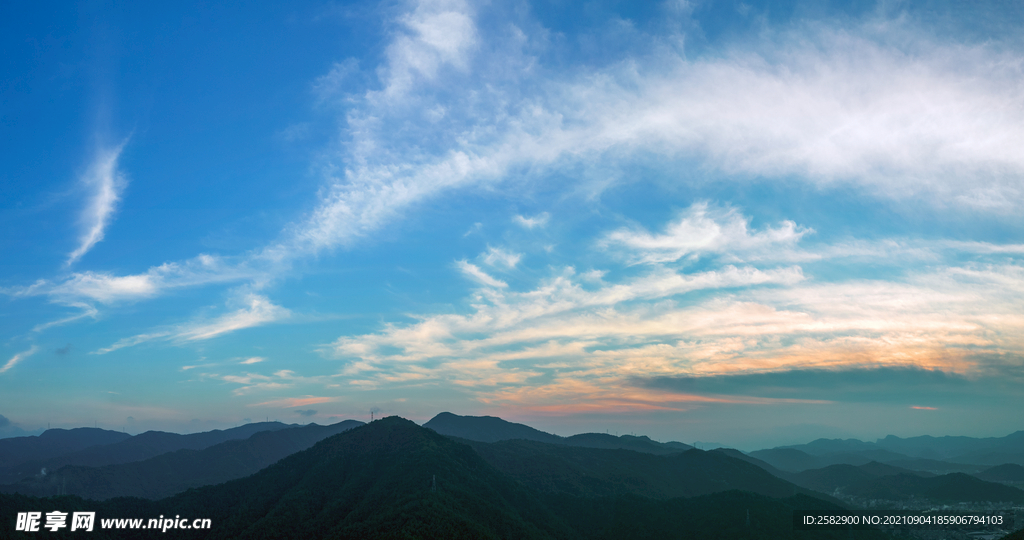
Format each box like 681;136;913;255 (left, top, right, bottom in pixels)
9;254;260;306
218;370;294;395
1;346;39;374
93;332;172;355
214;369;339;396
92;293;290;354
176;294;290;341
455;260;507;288
31;303;99;333
281;7;1024;266
321;200;1024;413
602;202;810;264
327;260;1024;412
13;1;1024;332
67;140;129;266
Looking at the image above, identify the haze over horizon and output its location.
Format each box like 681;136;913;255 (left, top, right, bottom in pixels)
2;0;1023;451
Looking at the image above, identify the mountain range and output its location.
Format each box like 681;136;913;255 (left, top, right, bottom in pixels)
0;413;1021;538
424;412;692;454
0;420;362;500
751;431;1024;473
0;417;887;540
0;421;295;484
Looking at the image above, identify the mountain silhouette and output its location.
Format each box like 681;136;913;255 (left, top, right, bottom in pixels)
160;416;574;539
875;431;1024;463
747;447;822;472
424;412;563;444
975;463;1024;483
756;431;1024;468
710;448;790;478
425;412;692;454
463;438;831;501
843;472;1024;503
0;420;362;500
0;421;294;484
0;428;130;472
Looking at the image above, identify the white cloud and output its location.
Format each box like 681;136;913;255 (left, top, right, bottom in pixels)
93;294;290;354
279;10;1024;271
240;357;266;365
11;4;1024;359
380;0;478;98
603;202;810;264
514;213;550;229
11;254;262;306
320;193;1024;410
92;332;172;355
482;246;521;269
455;260;507;288
1;346;39;374
330;263;806;368
175;294;291;341
67;140;129;266
31;303;99;333
312;58;359;103
220;372;289;395
325;260;1024;409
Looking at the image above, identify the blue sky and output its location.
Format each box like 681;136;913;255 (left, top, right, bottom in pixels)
2;0;1023;450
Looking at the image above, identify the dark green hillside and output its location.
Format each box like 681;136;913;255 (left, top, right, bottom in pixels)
425;412;692;454
1;418;888;540
882;457;981;474
465;438;826;501
790;464;875;494
789;462;932;495
814;450;911;466
163;417;573;539
1;420;362;500
857;461;932;478
877;431;1024;461
781;438;877;456
976;463;1024;482
0;429;130;472
846;472;1024;503
423;412;564;444
546;491;887;540
748;448;822;472
954;450;1024;467
0;485;887;540
1001;527;1024;540
563;432;690;455
712;448;790;478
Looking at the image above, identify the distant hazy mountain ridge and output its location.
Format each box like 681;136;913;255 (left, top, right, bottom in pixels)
0;421;295;484
0;428;130;471
0;420;363;500
424;412;693;454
